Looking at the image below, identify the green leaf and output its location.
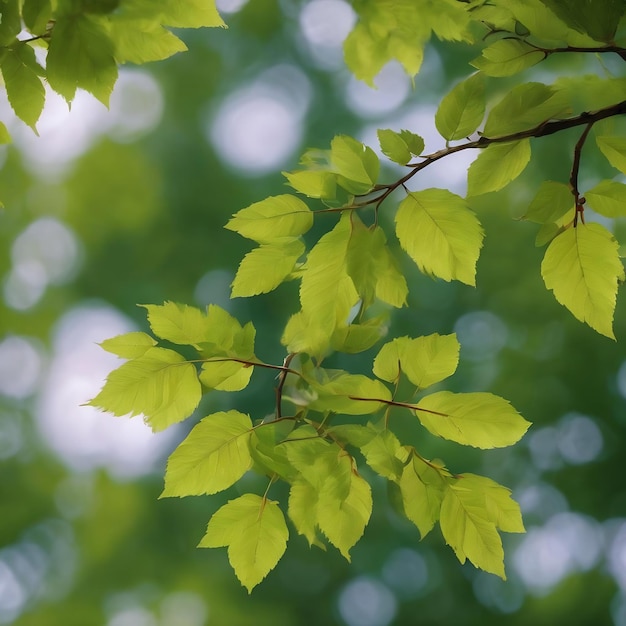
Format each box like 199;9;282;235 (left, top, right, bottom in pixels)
540;0;625;42
523;181;574;223
400;130;426;156
467;140;531;196
483;83;569;138
87;347;201;431
331;317;388;354
585;180;626;218
377;129;417;165
161;410;253;497
0;122;11;144
99;331;157;359
325;424;376;449
106;16;188;63
596;136;626;175
470;39;544;77
156;0;226;28
435;72;485;141
415;391;531;448
142;301;210;346
309;374;392;415
22;0;52;33
0;0;20;46
199;494;288;593
283;170;337;200
398;453;447;538
299;213;359;345
373;333;460;389
231;239;304;297
317;455;372;560
346;215;408;308
395;189;484;285
200;359;253;391
47;14;118;105
440;480;506;579
541;222;623;338
457;474;525;534
330;135;379;194
226;195;313;244
0;43;45;131
288;479;323;547
250;421;297;482
361;429;408;480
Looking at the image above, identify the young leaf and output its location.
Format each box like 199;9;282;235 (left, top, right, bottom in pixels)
22;0;53;34
398;453;447;538
231;239;304;297
161;411;253;497
99;331;157;359
0;0;21;46
483;83;569;137
288;479;323;547
395;189;484;285
360;429;408;480
226;195;313;244
440;481;506;579
157;0;226;28
346;216;408;308
330;135;379;194
400;130;425;156
373;334;460;389
199;494;288;593
331;317;388;354
415;391;530;448
457;474;525;534
317;455;372;560
596;137;626;175
283;170;337;200
47;14;118;105
106;16;188;64
299;213;359;340
88;347;201;431
309;374;392;415
435;72;485;141
470;39;544;77
467;140;531;196
142;301;211;346
200;359;254;391
377;129;416;165
250;421;297;482
541;222;623;338
0;43;45;132
585;180;626;218
523;181;573;223
0;122;11;144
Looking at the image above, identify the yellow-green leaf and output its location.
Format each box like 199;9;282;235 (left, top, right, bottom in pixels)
373;334;460;389
87;347;201;431
309;373;392;415
395;189;484;285
199;494;288;593
142;301;210;346
47;14;118;105
435;72;485;141
470;39;544;77
200;359;253;391
541;222;623;338
157;0;226;28
161;410;253;497
377;129;411;165
596;137;626;175
467;140;531;196
330;135;379;194
283;170;337;200
288;479;323;547
440;481;506;578
99;331;157;359
361;429;408;480
231;239;304;297
523;181;573;223
585;180;626;218
226;195;313;244
415;391;530;448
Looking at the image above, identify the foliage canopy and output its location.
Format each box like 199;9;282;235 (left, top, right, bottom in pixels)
3;0;626;593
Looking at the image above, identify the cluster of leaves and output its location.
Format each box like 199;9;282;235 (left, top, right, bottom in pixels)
89;302;529;591
11;0;624;592
0;0;224;139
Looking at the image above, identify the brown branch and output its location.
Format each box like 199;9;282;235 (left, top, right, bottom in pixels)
570;122;594;226
348;395;450;417
275;353;295;419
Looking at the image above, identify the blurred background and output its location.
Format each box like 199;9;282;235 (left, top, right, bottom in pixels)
1;1;626;624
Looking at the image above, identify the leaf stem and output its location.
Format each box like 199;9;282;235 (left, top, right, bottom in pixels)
570;122;594;226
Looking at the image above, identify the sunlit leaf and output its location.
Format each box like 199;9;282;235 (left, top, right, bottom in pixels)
99;331;157;359
330;135;379;194
435;72;485;141
200;359;254;391
470;39;544;77
360;429;408;480
161;411;253;497
541;222;622;338
415;391;530;448
523;181;573;223
467;140;531;196
597;137;626;175
585;180;626;218
199;494;288;593
88;347;201;431
396;189;484;285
